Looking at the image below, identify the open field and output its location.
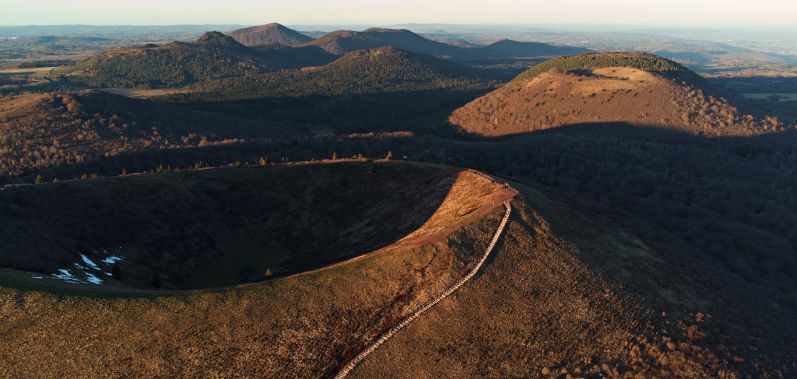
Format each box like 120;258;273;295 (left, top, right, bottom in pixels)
98;87;192;98
0;66;57;76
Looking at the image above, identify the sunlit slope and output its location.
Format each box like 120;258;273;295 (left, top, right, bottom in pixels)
0;161;515;378
1;163;791;377
450;52;782;137
228;23;313;47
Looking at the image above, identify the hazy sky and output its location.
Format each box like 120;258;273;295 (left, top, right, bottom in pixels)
3;0;797;26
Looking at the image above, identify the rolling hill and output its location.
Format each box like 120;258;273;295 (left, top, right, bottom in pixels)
182;46;492;100
0;162;502;290
476;39;590;58
62;32;266;87
61;31;329;88
56;26;593;89
2;161;793;377
0;91;296;177
450;52;783;137
304;28;471;58
3;25;796;379
303;28;590;62
227;22;313;47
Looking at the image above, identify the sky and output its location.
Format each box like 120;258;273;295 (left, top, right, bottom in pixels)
3;0;797;27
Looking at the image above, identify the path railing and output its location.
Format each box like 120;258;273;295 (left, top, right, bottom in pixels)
334;201;513;379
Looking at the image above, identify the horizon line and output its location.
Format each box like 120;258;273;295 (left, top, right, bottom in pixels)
1;22;797;30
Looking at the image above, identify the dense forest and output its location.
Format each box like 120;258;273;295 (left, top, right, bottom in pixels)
60;32;313;88
169;47;494;101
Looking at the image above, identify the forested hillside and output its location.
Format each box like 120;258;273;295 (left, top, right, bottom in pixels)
180;47;491;100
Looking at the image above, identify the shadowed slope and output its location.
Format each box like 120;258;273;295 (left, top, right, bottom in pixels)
476;39;590;58
61;31;328;88
305;28;469;58
1;178;768;377
62;32;266;87
0;162;508;290
0;91;295;177
178;47;492;101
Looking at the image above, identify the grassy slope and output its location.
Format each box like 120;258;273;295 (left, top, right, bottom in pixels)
0;163;513;378
450;53;779;137
0;175;756;377
353;185;737;378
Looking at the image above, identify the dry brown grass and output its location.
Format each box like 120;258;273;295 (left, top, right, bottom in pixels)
450;67;781;137
0;179;739;378
0;163;514;378
0;169;768;378
97;88;192;99
350;186;734;378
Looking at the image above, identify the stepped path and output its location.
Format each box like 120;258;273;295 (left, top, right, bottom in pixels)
335;198;514;379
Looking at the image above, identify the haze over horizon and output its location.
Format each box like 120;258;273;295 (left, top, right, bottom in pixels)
3;0;797;27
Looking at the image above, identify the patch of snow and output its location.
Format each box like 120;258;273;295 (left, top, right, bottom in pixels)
80;254;101;270
31;275;44;279
85;273;104;285
45;251;126;286
102;255;123;265
53;269;81;283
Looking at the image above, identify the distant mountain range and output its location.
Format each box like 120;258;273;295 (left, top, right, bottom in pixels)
476;39;589;58
62;31;331;87
302;26;588;60
305;28;469;58
61;23;589;88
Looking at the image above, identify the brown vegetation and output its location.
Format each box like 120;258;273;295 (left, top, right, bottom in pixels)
450;55;784;137
0;177;762;377
227;23;313;47
0;91;296;177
